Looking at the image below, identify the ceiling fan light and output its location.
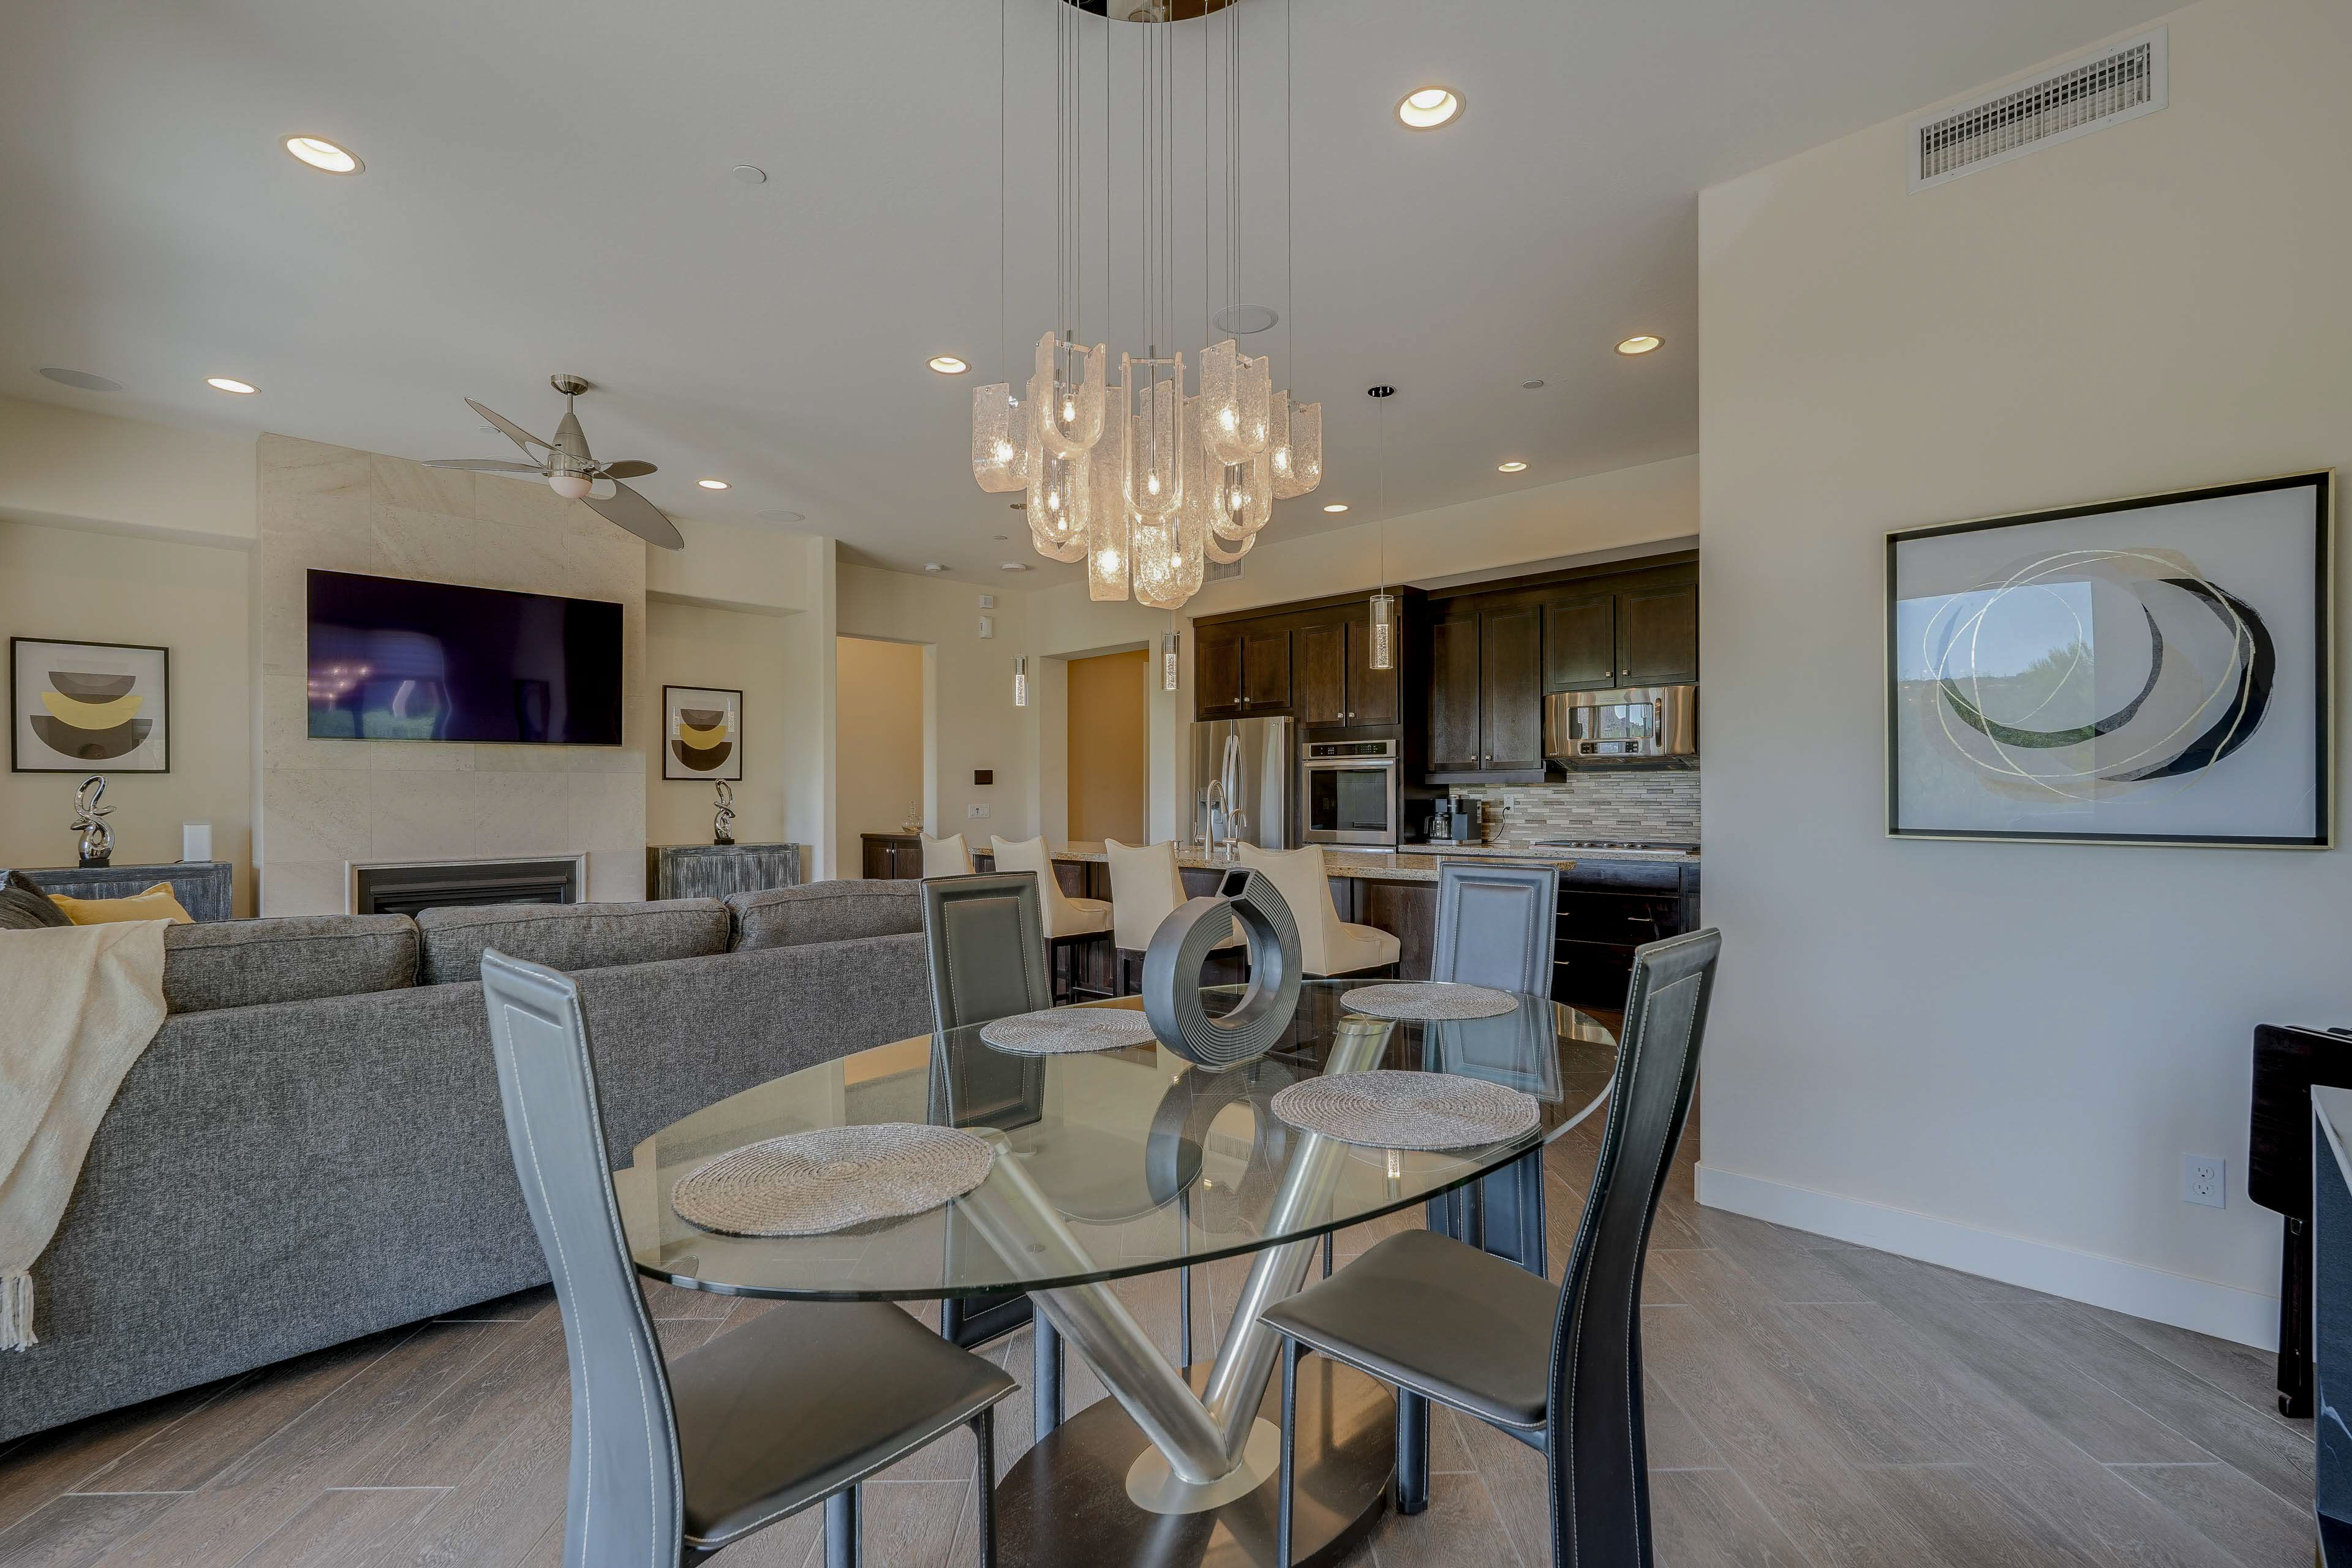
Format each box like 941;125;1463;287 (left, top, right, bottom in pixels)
548;472;593;500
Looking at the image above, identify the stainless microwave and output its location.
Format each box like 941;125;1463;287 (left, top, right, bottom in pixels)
1542;684;1697;765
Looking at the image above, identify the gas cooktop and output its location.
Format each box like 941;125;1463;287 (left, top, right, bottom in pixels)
1535;839;1700;853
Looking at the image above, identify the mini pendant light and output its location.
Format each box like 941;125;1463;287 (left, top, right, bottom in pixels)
1013;655;1030;708
1367;385;1396;671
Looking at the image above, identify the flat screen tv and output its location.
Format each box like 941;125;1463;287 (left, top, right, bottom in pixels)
307;570;624;745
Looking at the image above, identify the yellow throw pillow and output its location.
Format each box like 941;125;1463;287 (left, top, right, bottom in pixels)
50;882;194;926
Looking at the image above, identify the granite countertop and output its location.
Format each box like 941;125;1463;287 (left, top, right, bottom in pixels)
1428;839;1702;863
1049;841;1585;883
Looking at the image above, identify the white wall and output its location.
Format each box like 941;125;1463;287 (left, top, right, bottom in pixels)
0;394;255;548
837;562;1035;849
1697;0;2350;1345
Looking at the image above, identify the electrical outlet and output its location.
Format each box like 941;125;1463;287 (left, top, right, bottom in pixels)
2183;1155;2225;1208
966;803;990;820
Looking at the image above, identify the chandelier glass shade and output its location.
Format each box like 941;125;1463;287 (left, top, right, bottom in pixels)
968;0;1321;607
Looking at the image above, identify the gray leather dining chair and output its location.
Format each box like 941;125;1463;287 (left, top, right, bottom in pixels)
1424;859;1560;1275
1265;927;1720;1568
478;949;1014;1568
919;873;1066;1425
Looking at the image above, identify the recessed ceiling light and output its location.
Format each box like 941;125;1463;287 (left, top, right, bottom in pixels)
206;377;258;395
729;164;769;185
1323;503;1349;513
1497;461;1527;473
1000;562;1031;572
1521;379;1546;390
993;533;1010;541
757;508;805;523
1616;334;1662;355
284;135;362;175
37;368;123;393
923;562;947;573
697;478;730;490
927;355;970;375
1396;87;1463;130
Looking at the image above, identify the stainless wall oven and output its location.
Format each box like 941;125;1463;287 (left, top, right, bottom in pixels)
1301;737;1402;846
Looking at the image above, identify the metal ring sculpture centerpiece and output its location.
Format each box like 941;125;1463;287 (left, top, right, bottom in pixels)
1140;868;1302;1068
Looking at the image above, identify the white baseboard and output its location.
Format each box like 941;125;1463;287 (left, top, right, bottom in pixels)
1694;1163;2279;1351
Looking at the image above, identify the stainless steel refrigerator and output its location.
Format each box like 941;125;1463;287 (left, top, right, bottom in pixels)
1189;715;1294;853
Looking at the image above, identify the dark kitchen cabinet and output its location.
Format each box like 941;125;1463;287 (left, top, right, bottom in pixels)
1618;582;1699;685
1425;606;1542;778
1296;616;1401;728
1347;619;1400;725
1542;593;1618;692
859;833;924;880
1298;621;1347;725
1241;626;1292;710
1427;616;1483;771
1196;624;1245;718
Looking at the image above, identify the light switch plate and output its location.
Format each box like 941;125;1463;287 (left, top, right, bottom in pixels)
967;803;991;819
978;614;995;639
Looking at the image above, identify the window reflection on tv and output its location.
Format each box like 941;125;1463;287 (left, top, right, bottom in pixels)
306;570;624;745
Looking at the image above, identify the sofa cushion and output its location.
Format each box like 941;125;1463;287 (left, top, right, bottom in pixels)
417;899;731;985
162;914;419;1014
727;879;922;951
53;882;194;926
0;870;70;931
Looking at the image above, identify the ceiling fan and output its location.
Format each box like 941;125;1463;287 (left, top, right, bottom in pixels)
425;374;684;550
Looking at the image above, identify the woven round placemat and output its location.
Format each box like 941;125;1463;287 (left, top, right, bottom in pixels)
1271;1071;1539;1151
1339;981;1518;1020
979;1007;1159;1055
671;1124;993;1237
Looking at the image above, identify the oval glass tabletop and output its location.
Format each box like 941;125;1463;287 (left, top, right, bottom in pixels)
614;979;1617;1301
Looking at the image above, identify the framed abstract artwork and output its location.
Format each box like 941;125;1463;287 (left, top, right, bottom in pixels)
11;638;171;773
1887;472;2331;847
663;685;742;781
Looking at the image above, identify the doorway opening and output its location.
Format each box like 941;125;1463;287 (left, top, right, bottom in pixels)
1065;649;1149;845
835;635;927;876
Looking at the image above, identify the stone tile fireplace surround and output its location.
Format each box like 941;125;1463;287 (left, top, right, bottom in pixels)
255;435;649;916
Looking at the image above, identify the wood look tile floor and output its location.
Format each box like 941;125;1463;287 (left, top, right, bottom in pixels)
0;1107;2311;1568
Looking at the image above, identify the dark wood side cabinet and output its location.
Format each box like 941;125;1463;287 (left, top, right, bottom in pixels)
859;832;924;879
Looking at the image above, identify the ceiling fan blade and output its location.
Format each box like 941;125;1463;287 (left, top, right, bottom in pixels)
423;458;546;473
584;480;685;551
597;460;658;479
465;399;552;457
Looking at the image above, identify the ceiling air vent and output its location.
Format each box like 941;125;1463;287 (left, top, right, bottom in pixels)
1204;557;1244;584
1911;27;2166;192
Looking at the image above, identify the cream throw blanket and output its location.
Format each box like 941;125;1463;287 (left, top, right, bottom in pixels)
0;921;169;1349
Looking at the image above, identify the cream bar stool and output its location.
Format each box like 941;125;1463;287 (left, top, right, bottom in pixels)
990;835;1115;1003
920;831;975;876
1236;843;1401;978
1103;838;1241;996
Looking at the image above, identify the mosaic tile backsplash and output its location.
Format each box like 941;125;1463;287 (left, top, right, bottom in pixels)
1451;766;1700;844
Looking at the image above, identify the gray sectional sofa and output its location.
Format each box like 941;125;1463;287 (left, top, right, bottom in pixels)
1;879;935;1442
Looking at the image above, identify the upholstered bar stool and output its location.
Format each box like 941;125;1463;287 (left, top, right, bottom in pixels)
1236;843;1401;978
990;835;1115;1003
1102;837;1241;995
920;831;975;876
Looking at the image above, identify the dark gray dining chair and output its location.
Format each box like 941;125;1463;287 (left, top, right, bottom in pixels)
1424;859;1560;1275
478;948;1014;1568
1267;927;1720;1568
920;873;1066;1425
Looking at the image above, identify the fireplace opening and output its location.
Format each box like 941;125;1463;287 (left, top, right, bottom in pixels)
353;858;581;917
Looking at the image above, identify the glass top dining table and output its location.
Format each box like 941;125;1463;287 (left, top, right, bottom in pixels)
614;981;1618;1302
612;980;1618;1568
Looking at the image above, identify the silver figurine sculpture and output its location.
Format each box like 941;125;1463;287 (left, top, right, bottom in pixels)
71;774;115;867
712;780;736;846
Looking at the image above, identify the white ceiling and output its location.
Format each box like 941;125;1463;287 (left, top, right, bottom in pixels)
0;0;2177;586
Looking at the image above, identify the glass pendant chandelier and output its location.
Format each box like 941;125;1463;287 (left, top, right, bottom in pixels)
1368;385;1394;671
967;0;1322;608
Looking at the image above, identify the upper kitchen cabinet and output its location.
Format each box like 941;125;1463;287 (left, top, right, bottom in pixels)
1540;568;1699;692
1196;622;1246;717
1297;616;1401;727
1427;605;1544;780
1241;625;1292;710
1616;581;1698;685
1192;617;1295;718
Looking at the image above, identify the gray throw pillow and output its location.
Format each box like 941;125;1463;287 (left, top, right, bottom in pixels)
0;870;70;931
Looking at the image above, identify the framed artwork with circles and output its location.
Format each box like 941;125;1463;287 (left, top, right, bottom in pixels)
12;638;170;773
1886;471;2331;847
662;685;743;782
